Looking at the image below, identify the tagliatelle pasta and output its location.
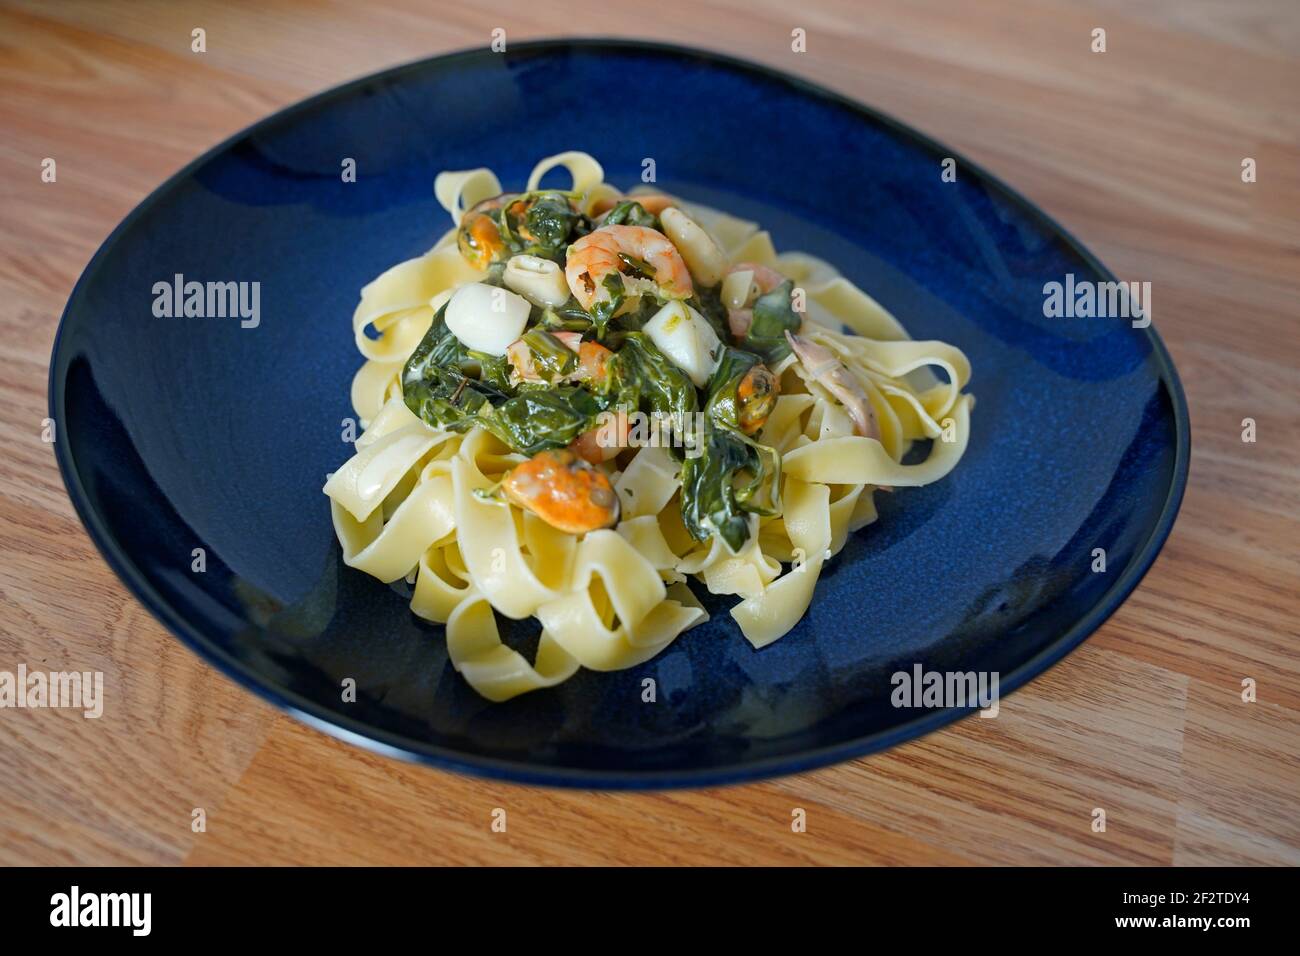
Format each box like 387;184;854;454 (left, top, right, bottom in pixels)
324;152;974;701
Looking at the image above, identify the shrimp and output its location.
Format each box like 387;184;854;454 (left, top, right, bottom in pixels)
570;408;631;464
590;193;679;217
785;331;880;441
565;225;694;311
502;448;620;534
575;340;614;386
725;262;789;339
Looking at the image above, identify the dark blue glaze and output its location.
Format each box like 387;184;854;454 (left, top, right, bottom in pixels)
49;40;1188;788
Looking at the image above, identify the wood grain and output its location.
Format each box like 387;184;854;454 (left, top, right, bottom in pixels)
1;0;1297;866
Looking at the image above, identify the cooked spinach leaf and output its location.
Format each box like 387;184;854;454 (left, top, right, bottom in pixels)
403;304;601;454
601;200;658;229
540;300;595;333
588;272;627;338
519;328;576;382
402;306;506;431
604;331;698;424
617;252;657;281
678;428;754;550
742;279;802;362
466;349;513;392
481;387;601;455
690;284;732;342
500;191;589;262
677;348;782;550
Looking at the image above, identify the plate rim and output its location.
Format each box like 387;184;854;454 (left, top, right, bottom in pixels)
48;37;1191;790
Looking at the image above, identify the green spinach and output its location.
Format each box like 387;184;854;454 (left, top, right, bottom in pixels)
402;306;499;429
500;191;590;262
482;387;601;455
742;279;802;362
604;332;698;424
519;328;577;382
677;348;782;550
601;200;658;229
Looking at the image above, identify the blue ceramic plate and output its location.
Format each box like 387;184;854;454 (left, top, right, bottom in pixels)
50;40;1188;788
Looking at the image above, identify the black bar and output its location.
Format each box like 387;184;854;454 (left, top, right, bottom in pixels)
0;866;1281;940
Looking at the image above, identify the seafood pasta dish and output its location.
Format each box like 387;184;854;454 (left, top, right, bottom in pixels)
324;152;974;701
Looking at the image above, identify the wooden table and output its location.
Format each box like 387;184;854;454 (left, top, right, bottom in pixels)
1;0;1297;866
